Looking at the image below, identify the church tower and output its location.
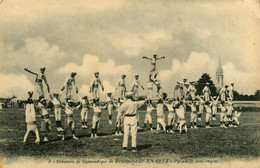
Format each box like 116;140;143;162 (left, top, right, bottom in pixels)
216;56;224;93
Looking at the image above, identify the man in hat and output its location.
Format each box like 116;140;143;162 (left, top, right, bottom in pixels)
177;82;185;101
202;82;211;102
219;84;229;102
35;96;51;142
131;75;144;100
147;79;154;103
23;91;40;145
77;94;89;128
24;67;50;98
155;80;163;99
61;72;78;100
106;92;115;124
115;75;127;100
89;99;107;138
142;54;165;81
187;81;197;101
49;91;63;131
62;99;79;140
90;72;104;100
119;92;145;152
229;83;234;101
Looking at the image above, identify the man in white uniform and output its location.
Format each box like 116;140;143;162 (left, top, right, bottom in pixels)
49;92;63;131
90;72;104;100
229;83;234;101
142;54;165;81
61;72;78;100
23;92;40;145
202;83;211;102
118;92;145;152
147;79;154;102
187;81;197;101
131;75;144;100
115;75;126;100
219;85;229;102
24;67;50;98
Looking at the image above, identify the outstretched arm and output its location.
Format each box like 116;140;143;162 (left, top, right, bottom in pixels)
61;76;69;91
49;93;53;100
101;103;108;109
156;56;165;60
24;68;38;76
142;56;152;60
138;81;144;90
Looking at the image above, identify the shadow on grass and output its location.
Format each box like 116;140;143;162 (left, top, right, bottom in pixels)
137;144;152;151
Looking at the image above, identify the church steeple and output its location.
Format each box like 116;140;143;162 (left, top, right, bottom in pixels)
216;56;224;92
216;56;223;74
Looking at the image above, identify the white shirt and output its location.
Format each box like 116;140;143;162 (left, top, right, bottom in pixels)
202;86;211;94
116;78;126;88
119;99;144;115
64;75;76;88
189;104;196;112
147;82;153;90
65;105;74;115
25;104;36;123
157;103;164;114
188;85;196;93
93;105;102;113
37;102;48;116
205;105;211;113
164;103;174;112
90;77;103;89
132;80;141;88
146;106;155;114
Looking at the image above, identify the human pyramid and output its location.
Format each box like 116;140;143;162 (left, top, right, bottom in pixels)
23;54;242;146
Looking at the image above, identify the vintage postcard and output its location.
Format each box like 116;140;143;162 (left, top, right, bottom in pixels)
0;0;259;168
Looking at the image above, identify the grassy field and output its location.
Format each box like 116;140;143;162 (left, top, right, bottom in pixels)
0;107;259;163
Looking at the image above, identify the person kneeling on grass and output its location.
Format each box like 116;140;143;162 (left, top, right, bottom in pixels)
90;99;107;138
62;99;78;141
23;91;40;145
232;107;242;127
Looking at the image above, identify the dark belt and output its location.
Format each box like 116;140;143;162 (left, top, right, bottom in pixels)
125;114;136;117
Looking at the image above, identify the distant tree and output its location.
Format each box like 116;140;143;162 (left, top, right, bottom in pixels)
233;90;240;101
196;73;217;96
254;90;260;100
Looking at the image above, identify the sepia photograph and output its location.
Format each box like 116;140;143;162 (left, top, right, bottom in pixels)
0;0;259;168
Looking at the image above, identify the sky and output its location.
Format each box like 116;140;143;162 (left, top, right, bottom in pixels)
0;0;259;99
